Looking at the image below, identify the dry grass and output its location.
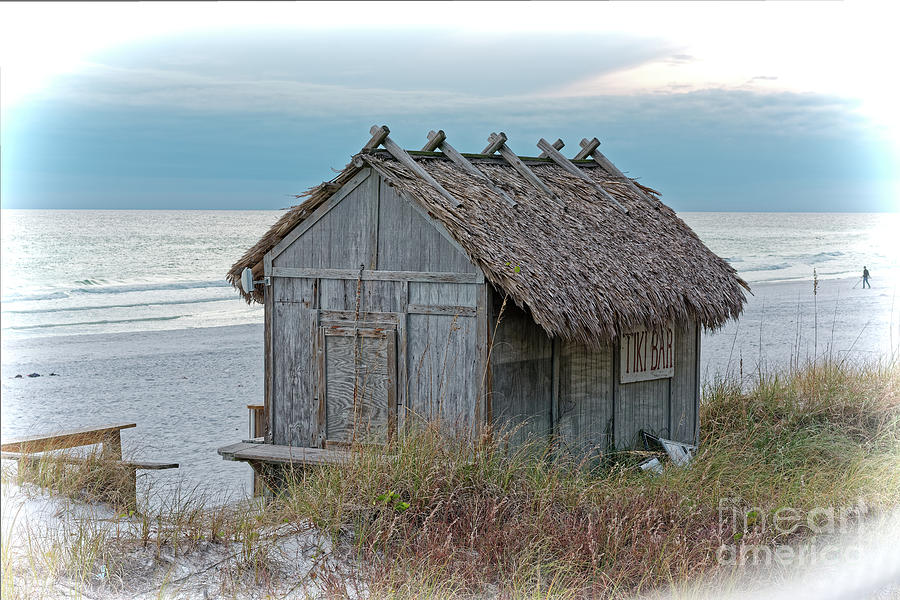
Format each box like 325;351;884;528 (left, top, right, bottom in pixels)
272;358;899;598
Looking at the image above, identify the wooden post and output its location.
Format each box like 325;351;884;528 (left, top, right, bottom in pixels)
363;126;390;151
420;129;446;152
537;138;628;214
101;429;123;460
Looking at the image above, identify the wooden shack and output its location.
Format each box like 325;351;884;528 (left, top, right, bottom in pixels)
221;126;748;465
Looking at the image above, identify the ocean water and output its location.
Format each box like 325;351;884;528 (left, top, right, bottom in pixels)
1;210;275;337
2;210;898;339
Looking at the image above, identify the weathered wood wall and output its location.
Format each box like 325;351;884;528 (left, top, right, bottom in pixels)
265;168;484;446
487;284;700;454
556;338;614;460
488;293;553;447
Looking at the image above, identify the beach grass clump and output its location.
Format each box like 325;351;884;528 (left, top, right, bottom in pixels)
274;358;900;598
1;448;140;510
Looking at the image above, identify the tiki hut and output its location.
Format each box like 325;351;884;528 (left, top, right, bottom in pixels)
220;126;748;467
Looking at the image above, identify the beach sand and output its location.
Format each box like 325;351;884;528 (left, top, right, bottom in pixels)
2;276;897;498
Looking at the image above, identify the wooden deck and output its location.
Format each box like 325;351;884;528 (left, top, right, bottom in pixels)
218;442;351;466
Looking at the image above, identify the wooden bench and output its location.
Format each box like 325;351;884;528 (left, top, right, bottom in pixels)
0;423;178;509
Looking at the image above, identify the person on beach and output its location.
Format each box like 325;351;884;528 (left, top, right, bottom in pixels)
863;266;871;288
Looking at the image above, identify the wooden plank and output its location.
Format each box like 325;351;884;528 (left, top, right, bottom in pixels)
694;322;701;445
578;137;656;205
397;280;409;432
407;314;478;427
272;267;482;284
321;329;394;445
319;278;355;311
318;310;401;324
218;442;352;466
124;460;179;470
368;170;380;270
408;282;477;307
406;304;476;317
668;321;698;445
475;282;489;429
274;176;375;270
537;138;564;159
537;137;628;214
551;337;560;441
375;126;462;208
268;168;372;262
425;131;517;207
272;302;317;446
264;281;274;442
316;321;326;447
363;280;401;313
615;376;670;450
0;452;177;471
486;132;560;203
1;423;136;454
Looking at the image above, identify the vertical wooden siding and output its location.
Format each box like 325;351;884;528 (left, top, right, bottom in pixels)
376;179;476;274
668;321;699;445
488;292;553;446
556;339;614;459
272;172;376;270
406;313;478;427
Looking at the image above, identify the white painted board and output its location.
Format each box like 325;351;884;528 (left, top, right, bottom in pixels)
620;322;675;384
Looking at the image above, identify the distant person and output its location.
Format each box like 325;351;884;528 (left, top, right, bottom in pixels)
863;266;871;288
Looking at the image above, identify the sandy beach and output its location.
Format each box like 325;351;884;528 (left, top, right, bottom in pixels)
1;324;263;499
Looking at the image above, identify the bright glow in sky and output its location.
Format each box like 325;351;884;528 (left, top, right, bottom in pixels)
3;2;896;103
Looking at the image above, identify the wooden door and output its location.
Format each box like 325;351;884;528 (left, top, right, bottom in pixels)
316;324;397;447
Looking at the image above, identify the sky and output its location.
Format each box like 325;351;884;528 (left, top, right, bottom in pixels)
0;1;898;212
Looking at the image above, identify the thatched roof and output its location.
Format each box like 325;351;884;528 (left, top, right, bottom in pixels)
228;132;748;344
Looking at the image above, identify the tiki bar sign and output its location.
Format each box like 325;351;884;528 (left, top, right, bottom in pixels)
620;322;675;383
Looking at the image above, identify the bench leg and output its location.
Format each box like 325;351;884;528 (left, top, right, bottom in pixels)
101;430;123;460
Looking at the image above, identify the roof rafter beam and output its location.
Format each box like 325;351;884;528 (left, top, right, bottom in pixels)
485;132;560;204
424;130;517;207
537;138;564;159
578;137;655;205
368;125;462;208
536;138;628;215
